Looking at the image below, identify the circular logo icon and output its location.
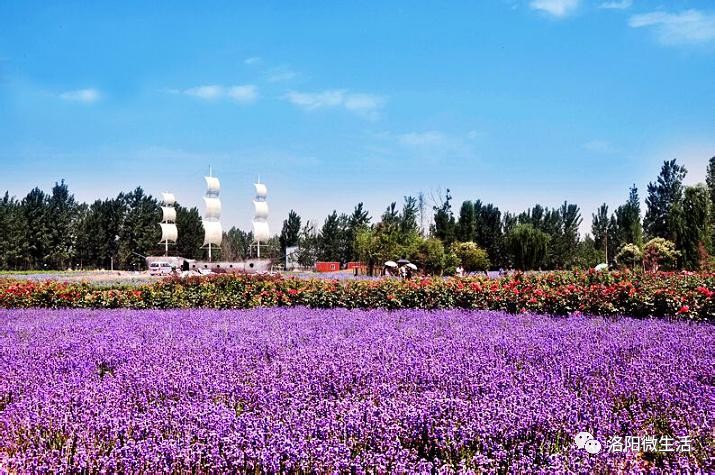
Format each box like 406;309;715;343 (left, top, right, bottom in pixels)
574;431;594;449
584;439;602;454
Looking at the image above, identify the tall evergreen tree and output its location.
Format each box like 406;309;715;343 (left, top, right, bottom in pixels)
279;210;302;254
614;185;643;246
346;202;371;262
175;204;204;259
707;157;715;252
431;189;456;247
319;211;342;262
644;159;687;240
551;201;582;269
46;180;77;269
679;184;711;269
592;203;609;257
22;187;49;269
474;200;503;268
118;187;160;269
400;196;420;237
456;201;476;243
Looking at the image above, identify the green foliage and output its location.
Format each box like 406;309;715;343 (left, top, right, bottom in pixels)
118;187;160;270
615;243;643;269
279;210;301;254
506;223;550;270
410;237;446;275
679;184;711;270
645;159;687;240
473;201;504;268
221;226;253;261
431;189;456;247
456;201;475;242
451;241;490;272
643;238;680;272
296;220;320;268
574;236;604;269
175;205;204;259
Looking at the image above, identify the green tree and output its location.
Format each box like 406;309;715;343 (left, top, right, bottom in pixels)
319;211;342;262
451;241;490;272
574;235;604;269
0;193;28;269
221;227;253;261
175;204;204;259
410;237;446;275
22;187;49;268
456;201;476;243
118;187;160;270
431;188;456;247
551;201;581;269
297;220;320;268
474;201;503;268
506;223;549;270
615;243;643;269
643;237;679;272
400;196;420;237
679;184;711;269
346;202;371;262
592;203;609;258
46;180;78;269
279;210;302;255
707;156;715;253
644;159;687;240
615;185;643;246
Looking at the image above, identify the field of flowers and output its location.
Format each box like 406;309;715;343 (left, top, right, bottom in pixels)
1;308;712;472
1;270;713;319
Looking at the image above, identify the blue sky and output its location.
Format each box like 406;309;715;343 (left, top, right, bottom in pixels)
1;0;714;234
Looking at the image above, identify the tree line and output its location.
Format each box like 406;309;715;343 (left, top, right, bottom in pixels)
0;183;280;270
279;158;714;274
0;157;712;272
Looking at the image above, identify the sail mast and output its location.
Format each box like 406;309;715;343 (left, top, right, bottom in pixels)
159;192;177;256
252;178;269;258
202;167;222;262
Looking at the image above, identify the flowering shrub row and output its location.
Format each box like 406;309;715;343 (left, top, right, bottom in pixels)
0;271;713;320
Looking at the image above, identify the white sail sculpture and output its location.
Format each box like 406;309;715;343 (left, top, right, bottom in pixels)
202;169;223;261
159;192;178;256
252;181;270;257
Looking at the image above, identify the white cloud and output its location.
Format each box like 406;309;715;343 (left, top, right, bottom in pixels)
285;89;384;119
266;68;298;83
59;88;101;103
184;85;224;100
181;84;258;103
397;131;446;147
244;56;261;65
629;9;715;45
583;140;618;154
226;85;258;103
529;0;579;18
599;0;632;9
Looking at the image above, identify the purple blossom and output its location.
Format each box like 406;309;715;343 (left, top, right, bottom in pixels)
0;308;712;472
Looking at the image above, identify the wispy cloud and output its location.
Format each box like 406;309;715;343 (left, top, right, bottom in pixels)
244;56;261;65
583;140;618;154
629;9;715;45
397;131;447;147
266;67;298;83
59;88;101;103
599;0;632;10
529;0;579;18
285;89;385;119
180;84;258;103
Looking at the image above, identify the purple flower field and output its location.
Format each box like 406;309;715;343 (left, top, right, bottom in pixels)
0;309;713;473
